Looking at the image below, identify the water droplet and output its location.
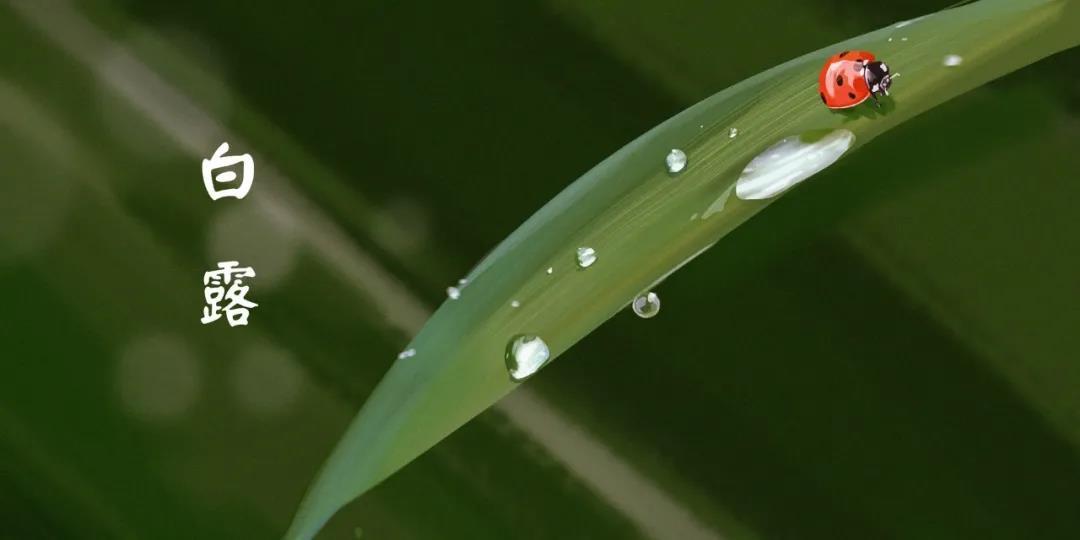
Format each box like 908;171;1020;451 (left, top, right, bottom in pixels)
546;267;554;275
901;37;909;42
736;129;855;200
446;286;461;300
397;348;416;360
703;185;735;219
458;278;469;286
690;213;699;221
576;247;597;268
511;300;521;308
665;149;687;174
505;335;551;382
943;54;963;67
888;37;894;42
631;292;661;319
729;128;739;139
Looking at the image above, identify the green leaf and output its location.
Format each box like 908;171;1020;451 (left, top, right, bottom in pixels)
286;1;1080;537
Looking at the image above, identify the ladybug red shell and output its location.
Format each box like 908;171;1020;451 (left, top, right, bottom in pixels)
818;50;895;109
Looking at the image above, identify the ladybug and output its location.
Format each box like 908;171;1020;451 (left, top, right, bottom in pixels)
818;50;895;109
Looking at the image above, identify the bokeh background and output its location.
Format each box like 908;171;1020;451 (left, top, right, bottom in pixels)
3;0;1079;539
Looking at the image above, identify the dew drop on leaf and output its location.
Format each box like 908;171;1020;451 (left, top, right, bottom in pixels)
735;129;855;200
631;292;661;319
505;335;551;382
665;149;687;174
576;247;597;268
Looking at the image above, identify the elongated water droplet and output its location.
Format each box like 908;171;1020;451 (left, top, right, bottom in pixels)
576;247;597;268
736;129;855;200
511;300;521;308
703;185;735;219
943;54;963;67
665;149;687;174
505;335;551;382
632;292;661;319
446;286;461;300
729;127;739;139
397;348;415;360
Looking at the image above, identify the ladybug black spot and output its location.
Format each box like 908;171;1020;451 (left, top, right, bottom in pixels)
836;75;844;86
820;92;827;104
848;92;857;99
839;51;850;57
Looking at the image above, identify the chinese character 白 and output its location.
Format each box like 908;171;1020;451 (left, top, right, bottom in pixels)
202;142;254;200
201;261;258;326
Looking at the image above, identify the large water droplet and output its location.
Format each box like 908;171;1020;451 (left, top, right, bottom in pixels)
665;149;687;174
505;335;551;382
576;247;597;268
631;292;661;319
736;129;855;200
446;286;461;300
397;348;416;360
943;54;963;67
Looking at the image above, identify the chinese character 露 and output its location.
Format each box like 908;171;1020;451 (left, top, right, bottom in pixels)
202;142;254;200
201;261;258;326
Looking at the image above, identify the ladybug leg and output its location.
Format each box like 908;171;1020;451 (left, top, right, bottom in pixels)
870;93;881;108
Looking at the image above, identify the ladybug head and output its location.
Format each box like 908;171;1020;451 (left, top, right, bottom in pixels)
864;61;894;97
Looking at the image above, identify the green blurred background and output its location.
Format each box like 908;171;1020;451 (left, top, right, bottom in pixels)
2;0;1079;538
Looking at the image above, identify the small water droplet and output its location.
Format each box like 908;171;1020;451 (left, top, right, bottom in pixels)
631;292;661;319
665;149;687;174
505;335;551;382
943;54;963;67
446;286;461;300
703;185;735;219
511;300;521;308
729;128;739;138
576;247;597;268
546;267;554;275
901;37;909;42
397;348;416;360
888;37;894;42
458;278;469;286
690;213;699;221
